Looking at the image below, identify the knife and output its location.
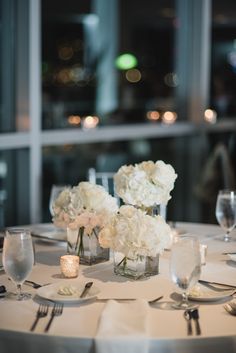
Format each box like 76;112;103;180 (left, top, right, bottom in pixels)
198;279;236;290
80;281;93;298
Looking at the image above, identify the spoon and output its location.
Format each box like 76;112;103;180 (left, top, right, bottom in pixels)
80;281;93;298
190;308;201;335
184;310;193;336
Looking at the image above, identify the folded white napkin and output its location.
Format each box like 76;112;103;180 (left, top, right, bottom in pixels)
95;299;149;353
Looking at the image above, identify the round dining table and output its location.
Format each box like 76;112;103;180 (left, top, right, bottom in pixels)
0;222;236;353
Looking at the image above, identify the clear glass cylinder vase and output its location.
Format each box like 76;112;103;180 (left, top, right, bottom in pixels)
113;251;159;279
66;227;109;265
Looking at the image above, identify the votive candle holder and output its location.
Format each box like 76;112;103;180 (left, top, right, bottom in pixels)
60;255;79;278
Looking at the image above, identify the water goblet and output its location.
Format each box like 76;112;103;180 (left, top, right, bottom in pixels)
2;228;34;300
170;235;201;309
49;184;69;217
215;190;236;242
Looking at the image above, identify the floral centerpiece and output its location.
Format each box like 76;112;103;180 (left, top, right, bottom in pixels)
98;205;172;279
114;160;177;215
52;181;118;265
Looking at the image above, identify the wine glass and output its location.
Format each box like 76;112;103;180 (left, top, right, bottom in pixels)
2;228;34;300
170;235;201;309
215;190;236;242
49;184;68;217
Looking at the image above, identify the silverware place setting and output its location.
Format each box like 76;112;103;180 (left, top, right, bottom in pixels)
80;281;93;298
224;302;236;316
24;280;51;289
44;303;64;333
198;280;236;291
184;308;201;336
30;304;49;331
183;310;193;336
96;295;163;304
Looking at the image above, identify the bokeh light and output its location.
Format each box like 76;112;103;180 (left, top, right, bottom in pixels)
125;69;141;83
162;111;177;124
146;110;160;121
115;53;138;70
204;109;217;123
82;115;99;129
68;115;81;126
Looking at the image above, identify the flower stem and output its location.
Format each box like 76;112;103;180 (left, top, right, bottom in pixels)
117;256;127;268
78;227;85;256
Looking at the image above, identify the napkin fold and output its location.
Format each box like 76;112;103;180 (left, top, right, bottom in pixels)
95;299;149;353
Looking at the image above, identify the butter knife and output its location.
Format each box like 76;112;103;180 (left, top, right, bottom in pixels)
198;280;236;290
80;281;93;298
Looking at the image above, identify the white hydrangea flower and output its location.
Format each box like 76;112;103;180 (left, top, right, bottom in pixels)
98;205;172;258
114;160;177;207
52;181;118;231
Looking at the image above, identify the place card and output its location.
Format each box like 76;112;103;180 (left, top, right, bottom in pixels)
60;255;79;278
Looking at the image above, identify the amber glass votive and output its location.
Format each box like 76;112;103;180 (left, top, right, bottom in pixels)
60;255;79;278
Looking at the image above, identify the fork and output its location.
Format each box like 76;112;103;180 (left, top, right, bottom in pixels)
224;303;236;316
30;304;49;331
44;303;64;332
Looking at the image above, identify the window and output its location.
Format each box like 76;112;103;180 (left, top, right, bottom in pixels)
0;0;235;227
211;0;236;118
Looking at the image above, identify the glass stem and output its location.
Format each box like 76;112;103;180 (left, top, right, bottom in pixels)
16;284;22;300
224;230;230;242
181;291;188;306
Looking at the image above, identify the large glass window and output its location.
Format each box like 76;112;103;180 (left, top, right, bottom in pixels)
0;149;30;227
211;0;236;118
0;0;16;133
41;0;177;129
1;0;235;228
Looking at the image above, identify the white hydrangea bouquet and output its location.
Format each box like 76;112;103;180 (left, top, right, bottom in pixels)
114;160;177;208
52;181;118;262
98;204;172;278
99;205;171;258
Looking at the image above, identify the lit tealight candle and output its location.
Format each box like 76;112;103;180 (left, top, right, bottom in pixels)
60;255;79;278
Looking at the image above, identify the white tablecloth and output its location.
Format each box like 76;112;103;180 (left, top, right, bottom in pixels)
0;222;236;353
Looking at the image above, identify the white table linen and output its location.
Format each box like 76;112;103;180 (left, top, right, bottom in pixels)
0;222;236;353
95;299;149;353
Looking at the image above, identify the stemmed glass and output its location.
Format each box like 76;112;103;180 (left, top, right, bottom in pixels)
49;184;68;217
170;235;201;309
215;190;236;242
3;228;34;300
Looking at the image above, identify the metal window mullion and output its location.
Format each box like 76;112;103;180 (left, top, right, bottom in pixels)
189;0;211;123
29;0;42;224
176;0;211;123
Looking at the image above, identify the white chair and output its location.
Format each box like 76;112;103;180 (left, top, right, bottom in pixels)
87;167;167;219
87;168;115;194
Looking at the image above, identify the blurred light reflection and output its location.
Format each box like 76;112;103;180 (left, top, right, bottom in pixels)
162;111;177;124
68;115;81;126
204;109;217;124
125;69;141;83
146;110;160;121
82;115;99;129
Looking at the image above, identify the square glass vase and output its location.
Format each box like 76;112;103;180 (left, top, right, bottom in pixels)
113;251;159;279
67;227;109;265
